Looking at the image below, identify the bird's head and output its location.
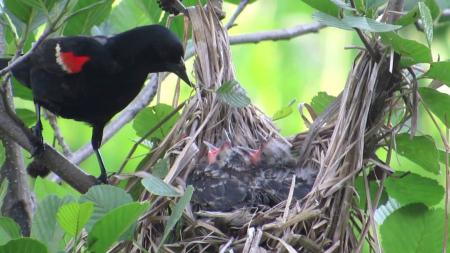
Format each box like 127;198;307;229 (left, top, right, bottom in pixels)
108;25;191;85
204;141;232;166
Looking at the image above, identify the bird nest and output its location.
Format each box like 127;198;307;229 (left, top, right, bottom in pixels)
123;3;405;253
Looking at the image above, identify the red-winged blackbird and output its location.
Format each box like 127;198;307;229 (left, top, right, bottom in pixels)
0;25;190;183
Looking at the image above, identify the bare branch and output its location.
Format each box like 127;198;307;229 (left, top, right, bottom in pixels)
0;86;33;235
45;110;72;157
225;0;249;29
0;24;33;236
0;98;96;192
229;23;326;44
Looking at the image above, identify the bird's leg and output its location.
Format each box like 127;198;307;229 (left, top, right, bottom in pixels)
94;149;108;184
31;101;44;156
92;126;108;184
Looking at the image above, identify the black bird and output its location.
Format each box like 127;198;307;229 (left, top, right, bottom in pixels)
0;25;190;183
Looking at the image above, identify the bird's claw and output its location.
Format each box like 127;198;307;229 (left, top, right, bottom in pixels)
95;174;109;184
30;122;45;158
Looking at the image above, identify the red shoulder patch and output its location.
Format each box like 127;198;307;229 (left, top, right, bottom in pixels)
55;43;91;74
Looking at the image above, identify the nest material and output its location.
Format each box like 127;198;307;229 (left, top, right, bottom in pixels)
123;3;405;253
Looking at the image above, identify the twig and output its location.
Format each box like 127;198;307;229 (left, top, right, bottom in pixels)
354;29;379;61
225;0;249;29
45;110;72;157
406;67;418;137
229;22;326;44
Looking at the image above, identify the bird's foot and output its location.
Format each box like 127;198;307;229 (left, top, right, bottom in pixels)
29;141;45;158
95;174;109;184
32;121;44;142
29;121;45;157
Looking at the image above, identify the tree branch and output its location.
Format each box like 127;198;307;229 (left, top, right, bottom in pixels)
0;94;33;235
45;110;72;157
0;100;96;192
228;22;326;44
0;25;33;236
225;0;249;29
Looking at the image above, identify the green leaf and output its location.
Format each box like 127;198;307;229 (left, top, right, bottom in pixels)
272;99;296;121
217;80;251;108
366;0;388;10
88;202;149;253
0;143;4;165
34;178;80;202
301;0;340;17
330;0;355;10
354;176;388;209
422;0;441;19
31;195;73;253
153;158;169;179
0;181;8;211
312;12;352;30
19;0;58;12
381;204;446;253
419;87;450;127
342;16;402;32
159;186;193;249
57;202;94;237
313;12;401;32
385;172;444;206
16;108;35;127
12;78;33;101
141;174;181;197
424;61;450;86
380;32;432;65
0;217;21;245
0;238;47;253
63;0;114;35
395;133;439;174
395;6;421;26
4;0;33;23
418;2;433;46
137;0;163;23
105;0;158;33
396;0;440;26
79;185;133;232
133;104;180;141
311;92;336;115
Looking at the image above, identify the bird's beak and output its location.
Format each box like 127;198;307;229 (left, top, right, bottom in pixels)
170;59;192;86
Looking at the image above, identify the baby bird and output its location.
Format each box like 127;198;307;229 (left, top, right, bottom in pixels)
188;142;258;211
188;140;318;212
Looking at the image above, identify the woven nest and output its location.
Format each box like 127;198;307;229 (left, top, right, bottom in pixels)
120;3;407;253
